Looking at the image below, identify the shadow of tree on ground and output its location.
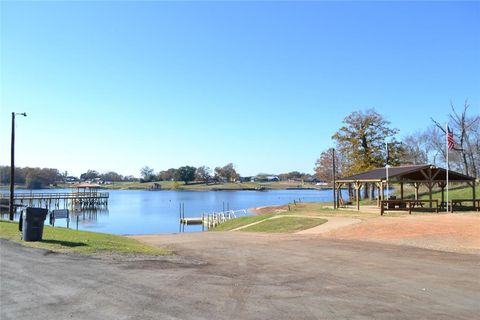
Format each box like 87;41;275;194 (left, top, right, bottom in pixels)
41;239;87;247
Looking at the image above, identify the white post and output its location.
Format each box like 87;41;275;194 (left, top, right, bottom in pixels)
385;142;389;199
446;122;449;212
386;165;390;199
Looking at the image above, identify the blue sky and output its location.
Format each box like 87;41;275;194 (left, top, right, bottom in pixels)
1;1;479;177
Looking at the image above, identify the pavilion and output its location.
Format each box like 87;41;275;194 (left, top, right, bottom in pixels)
74;183;102;195
334;164;477;211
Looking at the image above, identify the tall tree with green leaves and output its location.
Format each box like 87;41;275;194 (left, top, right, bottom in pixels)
175;166;197;184
332;109;401;176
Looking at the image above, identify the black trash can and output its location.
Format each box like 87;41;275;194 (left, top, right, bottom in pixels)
19;207;48;241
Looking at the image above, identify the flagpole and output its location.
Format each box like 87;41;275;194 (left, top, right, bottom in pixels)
446;122;449;212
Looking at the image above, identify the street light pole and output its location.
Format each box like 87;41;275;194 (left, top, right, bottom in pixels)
9;112;27;221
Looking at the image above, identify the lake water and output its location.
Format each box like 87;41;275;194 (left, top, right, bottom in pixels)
7;189;342;235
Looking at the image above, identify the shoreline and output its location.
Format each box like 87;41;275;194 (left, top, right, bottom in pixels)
0;185;328;192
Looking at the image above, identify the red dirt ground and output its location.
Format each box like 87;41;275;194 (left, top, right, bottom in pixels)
320;213;480;254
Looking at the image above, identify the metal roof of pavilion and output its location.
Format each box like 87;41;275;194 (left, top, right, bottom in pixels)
337;164;474;183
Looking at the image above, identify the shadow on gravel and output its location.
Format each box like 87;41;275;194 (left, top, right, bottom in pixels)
40;239;87;248
119;258;208;270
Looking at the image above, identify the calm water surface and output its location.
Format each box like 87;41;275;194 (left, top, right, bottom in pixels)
10;189;342;235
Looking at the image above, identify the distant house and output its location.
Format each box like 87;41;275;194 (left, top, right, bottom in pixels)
239;176;254;182
65;176;80;184
254;175;280;182
304;177;320;184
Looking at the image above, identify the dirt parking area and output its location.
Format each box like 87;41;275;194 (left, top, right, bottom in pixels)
320;213;480;254
2;213;479;320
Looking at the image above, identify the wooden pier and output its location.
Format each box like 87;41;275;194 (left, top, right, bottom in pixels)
0;191;109;211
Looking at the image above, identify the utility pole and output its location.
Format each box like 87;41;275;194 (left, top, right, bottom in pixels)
385;142;390;199
332;148;336;209
9;112;27;221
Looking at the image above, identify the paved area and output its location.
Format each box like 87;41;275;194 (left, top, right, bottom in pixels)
2;230;479;320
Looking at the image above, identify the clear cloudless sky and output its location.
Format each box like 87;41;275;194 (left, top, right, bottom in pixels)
1;1;479;177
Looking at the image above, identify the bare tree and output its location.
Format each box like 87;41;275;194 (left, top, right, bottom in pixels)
314;149;344;182
140;166;155;182
195;166;212;183
431;101;479;177
401;132;429;165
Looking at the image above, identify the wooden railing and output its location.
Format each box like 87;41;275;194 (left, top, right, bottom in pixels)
0;192;109;200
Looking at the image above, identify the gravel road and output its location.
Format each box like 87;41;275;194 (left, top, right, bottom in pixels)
1;232;479;320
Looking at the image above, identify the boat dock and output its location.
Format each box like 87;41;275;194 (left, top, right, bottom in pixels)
0;190;109;211
179;209;249;231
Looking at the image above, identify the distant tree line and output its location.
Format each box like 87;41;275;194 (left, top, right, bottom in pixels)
139;164;315;185
0;167;137;189
79;170;135;182
140;163;241;184
0;166;61;189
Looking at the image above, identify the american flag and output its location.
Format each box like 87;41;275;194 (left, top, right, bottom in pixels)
447;127;455;150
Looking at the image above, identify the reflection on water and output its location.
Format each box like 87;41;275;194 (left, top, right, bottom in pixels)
71;207;109;221
2;189;344;235
0;206;109;230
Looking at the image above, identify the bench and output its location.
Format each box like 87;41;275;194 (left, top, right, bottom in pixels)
339;198;352;208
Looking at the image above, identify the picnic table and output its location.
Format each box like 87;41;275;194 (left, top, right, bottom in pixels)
450;199;479;212
380;199;439;215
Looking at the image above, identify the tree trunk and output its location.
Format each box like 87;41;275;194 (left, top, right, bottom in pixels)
363;183;368;199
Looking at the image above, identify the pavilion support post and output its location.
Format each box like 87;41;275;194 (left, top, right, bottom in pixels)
376;182;381;207
472;182;476;211
356;185;360;211
380;182;384;202
438;182;446;209
400;182;404;200
335;183;342;208
428;182;433;208
428;167;434;208
414;183;419;200
337;185;341;208
334;182;338;207
369;183;374;201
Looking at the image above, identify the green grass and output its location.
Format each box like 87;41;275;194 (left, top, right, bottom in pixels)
419;183;479;200
212;214;275;231
0;220;170;256
241;216;327;233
